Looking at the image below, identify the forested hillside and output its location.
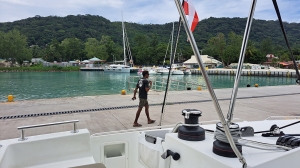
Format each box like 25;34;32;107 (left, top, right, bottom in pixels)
0;15;300;66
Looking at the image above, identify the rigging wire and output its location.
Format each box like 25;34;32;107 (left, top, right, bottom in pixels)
159;21;182;126
123;24;133;66
272;0;300;84
163;32;172;66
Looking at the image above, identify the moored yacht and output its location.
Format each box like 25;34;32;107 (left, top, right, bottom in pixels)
171;69;184;75
103;64;131;73
156;67;169;75
104;13;132;73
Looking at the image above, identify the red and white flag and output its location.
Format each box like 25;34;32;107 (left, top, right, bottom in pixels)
182;0;199;32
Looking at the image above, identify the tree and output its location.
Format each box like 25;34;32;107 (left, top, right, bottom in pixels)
149;34;160;65
0;31;5;59
260;38;273;56
30;45;46;59
45;39;64;62
155;43;168;65
223;32;242;65
1;29;31;65
207;33;226;65
100;35;116;60
60;38;84;61
133;34;150;65
84;38;106;60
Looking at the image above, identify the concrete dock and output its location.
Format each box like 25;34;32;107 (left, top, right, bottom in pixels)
192;68;298;78
0;85;299;140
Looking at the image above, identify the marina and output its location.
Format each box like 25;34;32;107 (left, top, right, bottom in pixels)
0;71;297;102
0;0;300;167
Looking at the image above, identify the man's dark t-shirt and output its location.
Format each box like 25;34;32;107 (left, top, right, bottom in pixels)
136;78;149;99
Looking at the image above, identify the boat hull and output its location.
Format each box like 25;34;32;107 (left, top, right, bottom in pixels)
103;68;131;73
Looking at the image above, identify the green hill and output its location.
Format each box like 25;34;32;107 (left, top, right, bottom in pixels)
0;15;299;65
1;15;300;47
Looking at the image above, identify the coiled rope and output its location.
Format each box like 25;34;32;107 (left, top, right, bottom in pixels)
214;122;241;144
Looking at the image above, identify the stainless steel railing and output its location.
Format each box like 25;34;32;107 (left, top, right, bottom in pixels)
127;76;201;92
17;120;79;141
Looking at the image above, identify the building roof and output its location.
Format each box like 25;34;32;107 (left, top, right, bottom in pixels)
31;58;45;63
279;62;290;66
266;54;278;58
183;55;221;65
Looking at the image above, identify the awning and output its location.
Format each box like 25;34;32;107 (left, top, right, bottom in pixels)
279;62;289;66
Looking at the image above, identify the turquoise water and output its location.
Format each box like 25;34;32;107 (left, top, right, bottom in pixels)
0;71;296;102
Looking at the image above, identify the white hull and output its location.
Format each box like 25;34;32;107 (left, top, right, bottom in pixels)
104;68;130;73
137;69;157;76
1;118;299;168
104;64;131;73
156;68;169;75
184;70;191;75
172;70;184;75
159;71;169;75
149;69;158;75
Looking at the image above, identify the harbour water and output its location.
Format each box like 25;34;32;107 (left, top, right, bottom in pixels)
0;71;296;102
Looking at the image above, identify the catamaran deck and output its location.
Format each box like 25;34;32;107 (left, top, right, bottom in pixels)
0;85;299;140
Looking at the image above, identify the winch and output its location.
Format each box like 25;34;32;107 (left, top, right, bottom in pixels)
213;122;242;158
177;109;205;141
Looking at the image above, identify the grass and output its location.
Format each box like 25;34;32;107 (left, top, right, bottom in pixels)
0;64;80;72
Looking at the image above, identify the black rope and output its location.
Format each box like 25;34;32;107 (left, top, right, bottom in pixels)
272;0;300;84
279;120;300;129
254;120;300;134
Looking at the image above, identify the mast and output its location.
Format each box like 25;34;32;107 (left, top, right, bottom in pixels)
122;12;126;66
170;22;175;65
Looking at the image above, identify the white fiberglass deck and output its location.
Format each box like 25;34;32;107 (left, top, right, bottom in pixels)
0;119;299;168
163;120;300;168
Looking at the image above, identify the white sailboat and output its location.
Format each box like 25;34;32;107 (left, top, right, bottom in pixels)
170;22;184;75
104;13;132;73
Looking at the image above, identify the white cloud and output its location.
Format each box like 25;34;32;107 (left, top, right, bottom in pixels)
0;0;299;23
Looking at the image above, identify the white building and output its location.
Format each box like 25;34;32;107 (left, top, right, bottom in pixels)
183;55;222;69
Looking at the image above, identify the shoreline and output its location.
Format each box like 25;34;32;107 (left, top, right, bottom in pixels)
0;84;297;103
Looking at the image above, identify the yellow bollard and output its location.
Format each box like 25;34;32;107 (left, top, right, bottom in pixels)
121;90;126;95
197;86;202;91
7;95;14;102
254;84;259;87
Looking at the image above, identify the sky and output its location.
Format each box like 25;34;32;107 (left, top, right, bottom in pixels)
1;0;300;24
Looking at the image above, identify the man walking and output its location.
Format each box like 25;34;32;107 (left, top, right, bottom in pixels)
132;70;155;127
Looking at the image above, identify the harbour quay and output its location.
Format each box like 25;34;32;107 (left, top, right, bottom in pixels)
80;67;139;73
80;67;104;71
0;85;299;140
191;68;298;78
